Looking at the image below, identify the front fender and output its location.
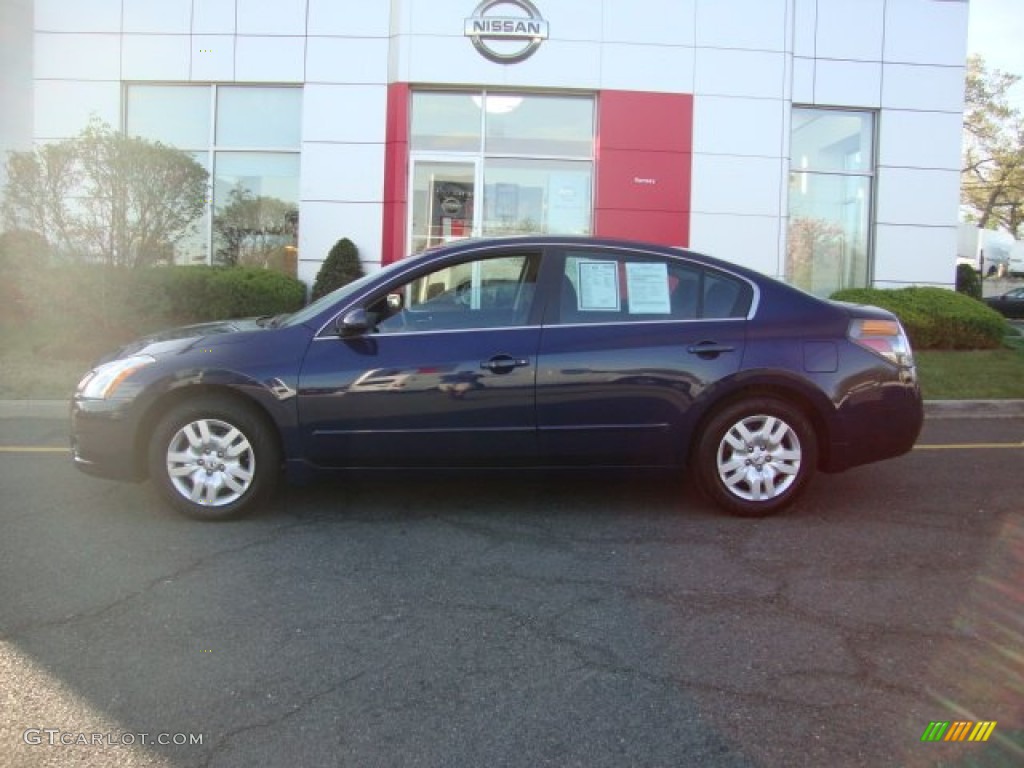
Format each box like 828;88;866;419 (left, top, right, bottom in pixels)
128;368;302;479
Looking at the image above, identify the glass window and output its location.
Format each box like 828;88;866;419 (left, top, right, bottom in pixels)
408;90;596;254
409;160;477;254
213;153;300;267
791;109;873;173
484;94;594;157
126;85;210;149
372;253;541;333
216;87;302;148
483;159;591;237
411;92;483;152
125;84;301;266
788;108;875;297
556;251;749;324
169;151;212;264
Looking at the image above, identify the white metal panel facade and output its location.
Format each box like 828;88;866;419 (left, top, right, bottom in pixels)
26;0;968;290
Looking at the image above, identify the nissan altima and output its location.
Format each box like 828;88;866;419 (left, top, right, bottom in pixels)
70;236;923;520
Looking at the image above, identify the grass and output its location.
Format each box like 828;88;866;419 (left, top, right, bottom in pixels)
916;335;1024;400
0;319;114;401
2;320;1023;402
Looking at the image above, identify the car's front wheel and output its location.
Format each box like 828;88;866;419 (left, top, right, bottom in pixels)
148;396;280;521
693;397;817;517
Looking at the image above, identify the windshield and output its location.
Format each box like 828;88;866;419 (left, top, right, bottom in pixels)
279;261;407;328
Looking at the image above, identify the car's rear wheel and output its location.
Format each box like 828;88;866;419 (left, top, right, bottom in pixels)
693;397;817;517
148;396;279;521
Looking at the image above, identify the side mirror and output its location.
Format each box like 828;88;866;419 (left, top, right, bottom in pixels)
337;308;372;337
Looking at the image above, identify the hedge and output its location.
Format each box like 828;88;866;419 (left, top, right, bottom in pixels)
6;264;306;346
830;286;1007;350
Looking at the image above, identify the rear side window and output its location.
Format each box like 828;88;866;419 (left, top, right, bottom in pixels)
703;271;751;319
555;250;751;324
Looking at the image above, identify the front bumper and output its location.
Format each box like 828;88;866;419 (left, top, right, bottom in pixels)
70;397;146;481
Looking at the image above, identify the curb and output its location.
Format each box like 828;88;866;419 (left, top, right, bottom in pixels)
923;399;1024;419
3;399;1024;421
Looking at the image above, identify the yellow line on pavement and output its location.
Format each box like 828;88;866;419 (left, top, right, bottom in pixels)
914;443;1024;450
0;446;68;453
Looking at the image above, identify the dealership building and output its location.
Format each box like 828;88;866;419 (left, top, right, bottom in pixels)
10;0;969;296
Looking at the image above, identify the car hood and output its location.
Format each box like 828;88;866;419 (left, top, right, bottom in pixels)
99;317;267;363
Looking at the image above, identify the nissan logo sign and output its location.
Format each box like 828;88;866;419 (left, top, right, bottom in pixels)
464;0;549;64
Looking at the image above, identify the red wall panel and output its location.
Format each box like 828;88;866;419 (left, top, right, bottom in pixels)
380;87;694;262
595;90;693;247
596;148;692;212
381;82;410;265
595;209;689;247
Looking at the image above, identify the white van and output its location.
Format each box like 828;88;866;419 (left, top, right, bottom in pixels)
1008;242;1024;277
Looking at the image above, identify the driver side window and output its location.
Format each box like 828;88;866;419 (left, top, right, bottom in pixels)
371;252;540;333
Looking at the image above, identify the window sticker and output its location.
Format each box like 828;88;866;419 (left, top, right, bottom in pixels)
625;262;671;314
577;261;620;311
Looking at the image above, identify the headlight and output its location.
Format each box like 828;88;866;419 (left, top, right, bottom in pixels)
76;355;156;399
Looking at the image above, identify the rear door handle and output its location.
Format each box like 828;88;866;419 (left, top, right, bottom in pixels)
480;355;530;373
687;341;735;359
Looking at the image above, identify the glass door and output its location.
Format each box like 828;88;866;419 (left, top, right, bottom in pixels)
408;158;480;255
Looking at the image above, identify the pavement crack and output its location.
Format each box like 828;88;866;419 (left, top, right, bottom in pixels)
198;670;366;768
0;517;320;640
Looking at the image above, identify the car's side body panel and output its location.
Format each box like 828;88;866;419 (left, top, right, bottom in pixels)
534;319;746;465
296;327;541;467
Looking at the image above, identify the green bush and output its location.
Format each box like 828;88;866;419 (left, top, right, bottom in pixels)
203;267;306;320
955;263;981;299
830;286;1007;350
0;229;50;273
7;264;306;358
19;264;170;331
159;265;218;323
0;230;51;323
312;238;365;300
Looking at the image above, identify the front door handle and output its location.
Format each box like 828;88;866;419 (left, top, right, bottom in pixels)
687;341;735;359
480;355;530;373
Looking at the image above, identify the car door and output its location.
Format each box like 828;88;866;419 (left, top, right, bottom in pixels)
297;249;544;467
535;246;750;466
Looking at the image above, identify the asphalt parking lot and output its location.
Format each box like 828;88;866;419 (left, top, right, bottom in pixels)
1;414;1022;768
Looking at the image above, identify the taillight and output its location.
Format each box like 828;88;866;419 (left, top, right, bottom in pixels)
848;318;914;367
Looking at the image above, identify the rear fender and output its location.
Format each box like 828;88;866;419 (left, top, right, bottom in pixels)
679;369;837;469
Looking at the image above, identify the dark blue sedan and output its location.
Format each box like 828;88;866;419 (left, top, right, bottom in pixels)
70;236;923;520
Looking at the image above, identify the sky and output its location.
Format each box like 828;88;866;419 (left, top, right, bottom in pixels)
967;0;1024;107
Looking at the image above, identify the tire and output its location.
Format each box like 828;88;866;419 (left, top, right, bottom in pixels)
147;396;280;521
692;397;817;517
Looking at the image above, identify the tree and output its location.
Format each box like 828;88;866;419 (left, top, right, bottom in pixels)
212;185;298;267
1;119;208;266
961;55;1024;238
312;238;365;300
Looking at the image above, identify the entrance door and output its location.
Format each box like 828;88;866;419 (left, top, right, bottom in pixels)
409;159;480;255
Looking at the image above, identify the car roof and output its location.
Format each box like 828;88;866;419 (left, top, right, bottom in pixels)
422;235;759;280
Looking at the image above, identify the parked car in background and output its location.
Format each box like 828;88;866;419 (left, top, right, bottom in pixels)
70;236;923;521
984;286;1024;318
